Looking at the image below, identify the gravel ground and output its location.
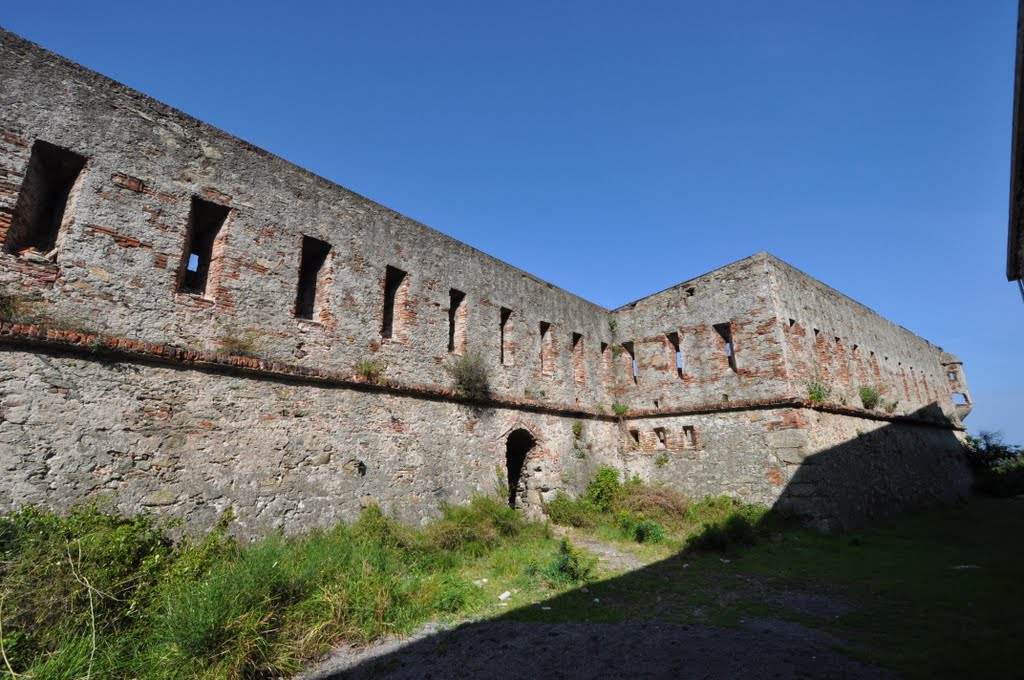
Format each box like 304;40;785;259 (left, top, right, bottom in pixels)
299;618;893;679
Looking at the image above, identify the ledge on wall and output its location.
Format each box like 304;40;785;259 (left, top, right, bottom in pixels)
0;319;964;431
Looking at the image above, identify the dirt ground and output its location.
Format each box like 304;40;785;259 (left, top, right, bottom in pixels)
299;618;891;679
299;530;892;680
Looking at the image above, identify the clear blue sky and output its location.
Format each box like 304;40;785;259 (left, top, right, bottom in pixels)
3;1;1021;442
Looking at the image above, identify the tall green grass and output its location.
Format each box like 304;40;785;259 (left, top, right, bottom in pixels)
0;496;552;679
543;466;775;551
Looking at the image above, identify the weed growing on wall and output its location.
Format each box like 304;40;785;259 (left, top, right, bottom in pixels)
354;359;386;383
858;385;881;410
611;402;630;417
806;381;832;404
445;351;490;394
215;328;261;358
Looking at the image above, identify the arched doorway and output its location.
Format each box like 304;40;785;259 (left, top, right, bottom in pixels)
505;429;536;508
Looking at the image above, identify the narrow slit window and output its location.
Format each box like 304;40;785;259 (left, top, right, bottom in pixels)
948;371;956;381
294;236;331;320
571;332;585;385
667;331;683;378
500;307;512;365
178;197;230;295
682;426;696;449
381;265;407;340
539;321;552;375
448;288;467;353
713;323;737;372
622;341;637;384
629;429;640;446
654;427;666;448
5;140;87;256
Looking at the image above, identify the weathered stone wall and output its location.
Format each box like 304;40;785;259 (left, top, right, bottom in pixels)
0;342;622;536
777;408;971;532
0;29;613;408
619;407;798;507
619;404;971;532
0;28;974;534
611;254;790;410
768;257;969;422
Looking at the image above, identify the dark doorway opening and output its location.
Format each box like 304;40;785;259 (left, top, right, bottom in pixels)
505;429;536;509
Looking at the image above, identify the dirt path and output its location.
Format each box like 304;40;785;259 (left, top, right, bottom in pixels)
551;526;646;573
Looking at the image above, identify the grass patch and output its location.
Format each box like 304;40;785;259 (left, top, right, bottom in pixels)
545;468;770;551
517;497;1024;680
0;495;572;678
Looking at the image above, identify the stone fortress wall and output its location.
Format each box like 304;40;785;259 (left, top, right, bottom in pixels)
0;29;971;534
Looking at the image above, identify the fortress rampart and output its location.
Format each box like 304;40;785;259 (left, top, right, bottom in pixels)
0;29;971;533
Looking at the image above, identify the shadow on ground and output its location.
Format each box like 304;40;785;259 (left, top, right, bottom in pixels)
306;406;968;679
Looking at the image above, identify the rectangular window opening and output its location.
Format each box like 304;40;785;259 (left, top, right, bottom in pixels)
500;307;512;365
952;392;969;405
179;197;230;295
654;427;666;448
294;235;331;320
539;321;551;374
571;332;585;385
713;323;737;372
381;265;407;339
667;331;683;378
682;425;696;449
629;429;640;445
5;140;87;256
948;371;956;381
622;341;637;384
448;288;467;353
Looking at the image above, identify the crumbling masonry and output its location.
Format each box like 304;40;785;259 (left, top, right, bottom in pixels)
0;29;971;534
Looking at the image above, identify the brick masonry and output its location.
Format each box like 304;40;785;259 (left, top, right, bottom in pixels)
0;29;971;534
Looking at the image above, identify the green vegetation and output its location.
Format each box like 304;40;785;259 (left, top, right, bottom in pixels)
572;421;584;439
607;318;617;335
655;453;670;468
544;467;767;551
611;402;629;417
965;430;1024;497
0;496;568;679
858;385;880;410
5;467;1020;680
541;538;597;587
514;498;1024;680
445;351;490;394
354;358;386;383
806;380;832;403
